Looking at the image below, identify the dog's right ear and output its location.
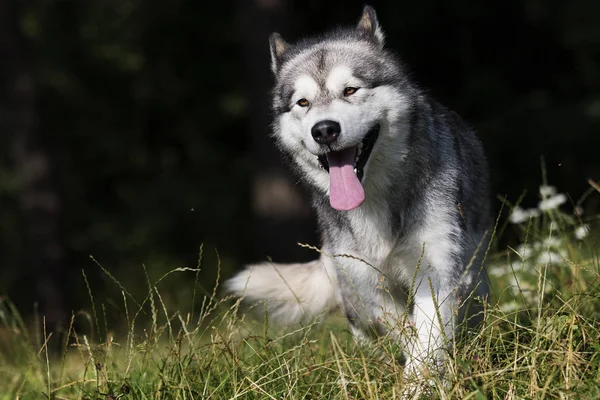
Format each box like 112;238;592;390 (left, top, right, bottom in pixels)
357;5;385;48
269;32;289;74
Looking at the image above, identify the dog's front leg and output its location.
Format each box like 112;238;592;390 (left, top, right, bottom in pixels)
404;268;456;378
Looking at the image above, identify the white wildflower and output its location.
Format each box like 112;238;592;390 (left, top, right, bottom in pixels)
539;185;557;197
508;276;522;295
521;290;538;302
508;275;536;291
517;280;536;292
509;207;540;224
500;300;519;313
559;248;568;258
507;275;519;291
543;237;561;248
537;251;562;266
488;264;509;277
538;193;567;211
509;207;527;224
516;244;534;259
549;221;558;231
575;224;590;240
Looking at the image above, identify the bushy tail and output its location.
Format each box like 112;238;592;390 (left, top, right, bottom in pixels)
225;258;338;325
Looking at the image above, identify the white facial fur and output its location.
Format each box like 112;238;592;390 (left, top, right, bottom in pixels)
293;74;319;103
275;62;411;194
325;66;355;93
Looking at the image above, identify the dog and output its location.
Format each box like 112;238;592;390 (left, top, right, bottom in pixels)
226;5;491;384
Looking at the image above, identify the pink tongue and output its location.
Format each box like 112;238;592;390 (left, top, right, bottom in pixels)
327;147;365;211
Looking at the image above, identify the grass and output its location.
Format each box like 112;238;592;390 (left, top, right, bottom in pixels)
1;183;600;399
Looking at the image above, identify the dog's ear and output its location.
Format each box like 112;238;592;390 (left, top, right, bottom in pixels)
357;5;385;48
269;33;289;74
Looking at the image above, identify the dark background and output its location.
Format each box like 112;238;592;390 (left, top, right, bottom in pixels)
1;0;599;327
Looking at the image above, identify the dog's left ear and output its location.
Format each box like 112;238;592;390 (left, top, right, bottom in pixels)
357;5;385;48
269;32;289;74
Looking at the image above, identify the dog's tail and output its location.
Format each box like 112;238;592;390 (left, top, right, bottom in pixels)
225;258;338;325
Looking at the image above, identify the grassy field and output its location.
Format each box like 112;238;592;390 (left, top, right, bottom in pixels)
1;184;599;399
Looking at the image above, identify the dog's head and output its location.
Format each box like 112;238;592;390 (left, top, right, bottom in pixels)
269;6;415;211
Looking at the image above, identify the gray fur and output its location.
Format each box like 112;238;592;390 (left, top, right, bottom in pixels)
226;5;491;389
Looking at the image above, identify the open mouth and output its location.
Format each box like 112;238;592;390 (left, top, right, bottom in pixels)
316;124;380;181
315;124;380;211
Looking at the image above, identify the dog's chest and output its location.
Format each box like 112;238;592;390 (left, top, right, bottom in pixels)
329;198;426;274
328;205;424;305
344;202;395;261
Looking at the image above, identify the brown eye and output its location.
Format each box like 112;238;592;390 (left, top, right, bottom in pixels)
343;87;359;96
297;98;310;107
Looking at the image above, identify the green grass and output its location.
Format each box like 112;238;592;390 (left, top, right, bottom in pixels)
1;184;600;399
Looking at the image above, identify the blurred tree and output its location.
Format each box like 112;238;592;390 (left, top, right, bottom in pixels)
0;0;65;326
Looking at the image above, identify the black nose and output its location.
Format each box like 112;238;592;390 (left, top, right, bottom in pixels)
311;120;341;145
